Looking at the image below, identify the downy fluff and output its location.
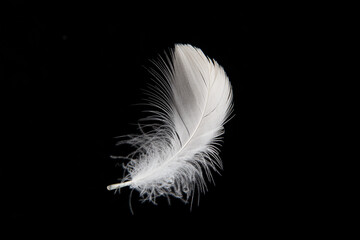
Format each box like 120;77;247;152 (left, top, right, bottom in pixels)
107;44;233;204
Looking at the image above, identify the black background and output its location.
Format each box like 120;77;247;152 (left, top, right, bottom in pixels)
1;1;309;237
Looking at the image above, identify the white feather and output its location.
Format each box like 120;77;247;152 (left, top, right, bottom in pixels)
107;44;233;204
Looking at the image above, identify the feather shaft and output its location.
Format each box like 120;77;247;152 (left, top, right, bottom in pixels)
107;181;132;190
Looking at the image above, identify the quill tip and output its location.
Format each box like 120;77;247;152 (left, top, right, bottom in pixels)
107;181;132;191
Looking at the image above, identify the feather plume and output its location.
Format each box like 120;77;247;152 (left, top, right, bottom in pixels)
107;44;233;204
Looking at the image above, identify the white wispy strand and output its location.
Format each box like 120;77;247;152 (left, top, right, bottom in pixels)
107;44;233;204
